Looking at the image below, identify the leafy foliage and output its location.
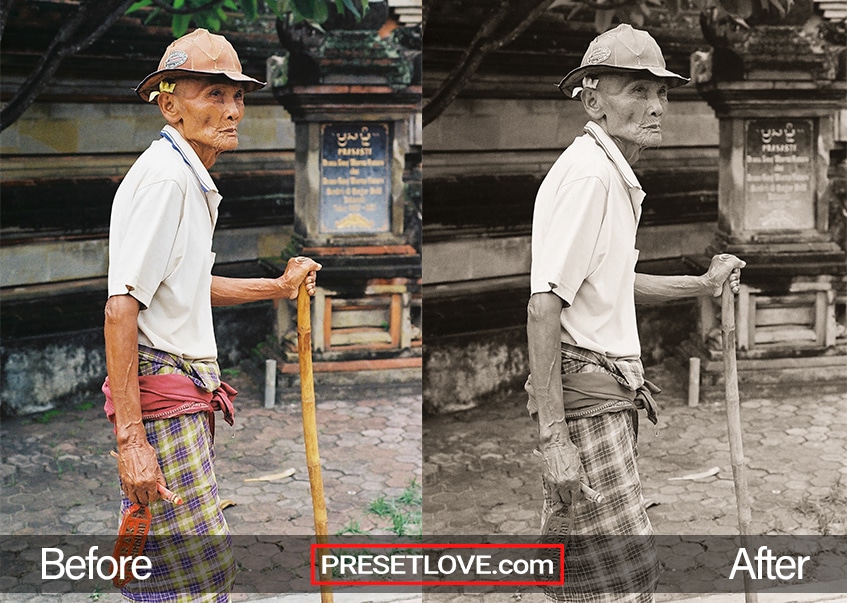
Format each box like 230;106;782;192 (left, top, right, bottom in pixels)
126;0;370;37
558;0;795;32
700;0;794;20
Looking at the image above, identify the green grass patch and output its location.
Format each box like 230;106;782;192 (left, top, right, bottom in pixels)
33;409;63;424
335;477;422;538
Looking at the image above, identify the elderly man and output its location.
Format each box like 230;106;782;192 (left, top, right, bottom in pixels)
527;24;744;601
103;29;320;600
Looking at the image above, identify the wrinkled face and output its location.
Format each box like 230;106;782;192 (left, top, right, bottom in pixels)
169;77;245;160
593;73;668;158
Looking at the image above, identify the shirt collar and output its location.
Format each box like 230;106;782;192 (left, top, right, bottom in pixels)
160;125;222;225
159;125;218;195
584;121;646;221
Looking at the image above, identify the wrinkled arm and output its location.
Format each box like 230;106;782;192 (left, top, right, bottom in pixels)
104;294;163;504
527;292;582;502
211;276;290;306
211;257;321;306
634;273;710;304
526;292;567;443
634;254;746;305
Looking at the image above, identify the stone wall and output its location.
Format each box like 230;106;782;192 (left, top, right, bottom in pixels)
0;303;277;417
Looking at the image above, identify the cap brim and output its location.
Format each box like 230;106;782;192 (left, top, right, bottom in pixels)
557;65;689;99
136;68;266;102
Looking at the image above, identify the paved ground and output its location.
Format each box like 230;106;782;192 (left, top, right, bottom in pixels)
2;359;846;603
0;376;422;603
423;360;847;602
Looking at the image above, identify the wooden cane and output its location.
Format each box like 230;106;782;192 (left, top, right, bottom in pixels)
297;283;334;603
721;282;758;603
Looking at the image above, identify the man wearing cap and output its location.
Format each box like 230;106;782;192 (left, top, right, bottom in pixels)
526;24;744;601
103;28;320;600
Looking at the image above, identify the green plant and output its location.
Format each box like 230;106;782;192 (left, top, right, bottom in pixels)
368;478;422;538
392;511;414;537
127;0;370;38
280;238;301;262
53;451;72;477
398;477;422;507
336;519;365;535
337;477;422;538
220;367;242;379
367;494;394;518
33;409;63;424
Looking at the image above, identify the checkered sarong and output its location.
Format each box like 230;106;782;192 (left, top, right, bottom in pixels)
542;410;657;602
138;345;221;393
119;412;235;602
560;343;644;393
540;345;657;602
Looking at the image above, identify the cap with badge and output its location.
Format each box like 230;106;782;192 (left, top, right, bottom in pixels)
557;24;689;99
135;28;266;103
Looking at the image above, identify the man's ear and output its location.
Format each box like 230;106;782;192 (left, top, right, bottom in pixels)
157;92;181;126
581;88;605;121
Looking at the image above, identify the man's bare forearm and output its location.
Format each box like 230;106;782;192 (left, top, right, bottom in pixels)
634;273;710;305
104;294;165;504
527;291;583;494
104;294;144;446
210;275;290;306
210;257;321;307
527;292;568;443
634;254;746;304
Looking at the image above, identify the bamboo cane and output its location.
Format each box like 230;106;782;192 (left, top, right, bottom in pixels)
721;282;758;603
297;283;333;603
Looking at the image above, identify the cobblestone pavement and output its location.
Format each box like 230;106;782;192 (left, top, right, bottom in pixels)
3;362;846;603
423;362;847;603
0;378;422;603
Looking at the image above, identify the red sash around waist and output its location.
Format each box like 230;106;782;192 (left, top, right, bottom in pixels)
102;373;236;438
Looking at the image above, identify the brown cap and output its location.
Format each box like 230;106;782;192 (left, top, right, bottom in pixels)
557;24;688;99
135;28;266;102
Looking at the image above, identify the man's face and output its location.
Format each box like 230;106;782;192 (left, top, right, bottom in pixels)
169;77;245;161
593;73;668;160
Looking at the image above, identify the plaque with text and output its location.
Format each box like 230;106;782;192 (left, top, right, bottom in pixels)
744;119;815;231
319;123;391;234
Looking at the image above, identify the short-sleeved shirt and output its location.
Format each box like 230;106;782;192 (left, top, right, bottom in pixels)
530;121;646;360
108;125;223;362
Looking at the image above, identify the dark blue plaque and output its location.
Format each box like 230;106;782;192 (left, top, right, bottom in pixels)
319;123;391;234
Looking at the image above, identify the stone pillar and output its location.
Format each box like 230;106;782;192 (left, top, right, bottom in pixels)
267;3;422;375
690;16;847;384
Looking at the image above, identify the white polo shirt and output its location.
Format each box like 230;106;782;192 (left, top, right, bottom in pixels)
108;125;223;362
530;121;646;360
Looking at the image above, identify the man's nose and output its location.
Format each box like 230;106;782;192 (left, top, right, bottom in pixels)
647;92;665;117
225;97;243;121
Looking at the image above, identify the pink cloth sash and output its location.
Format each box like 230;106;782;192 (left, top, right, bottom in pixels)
103;373;236;438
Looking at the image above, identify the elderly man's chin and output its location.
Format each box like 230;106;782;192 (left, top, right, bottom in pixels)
637;127;662;149
216;130;239;152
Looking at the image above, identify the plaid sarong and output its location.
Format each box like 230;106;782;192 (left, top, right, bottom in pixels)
119;412;235;602
560;343;644;392
541;345;658;602
138;344;221;393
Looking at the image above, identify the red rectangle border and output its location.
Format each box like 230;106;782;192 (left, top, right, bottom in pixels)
310;542;565;587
